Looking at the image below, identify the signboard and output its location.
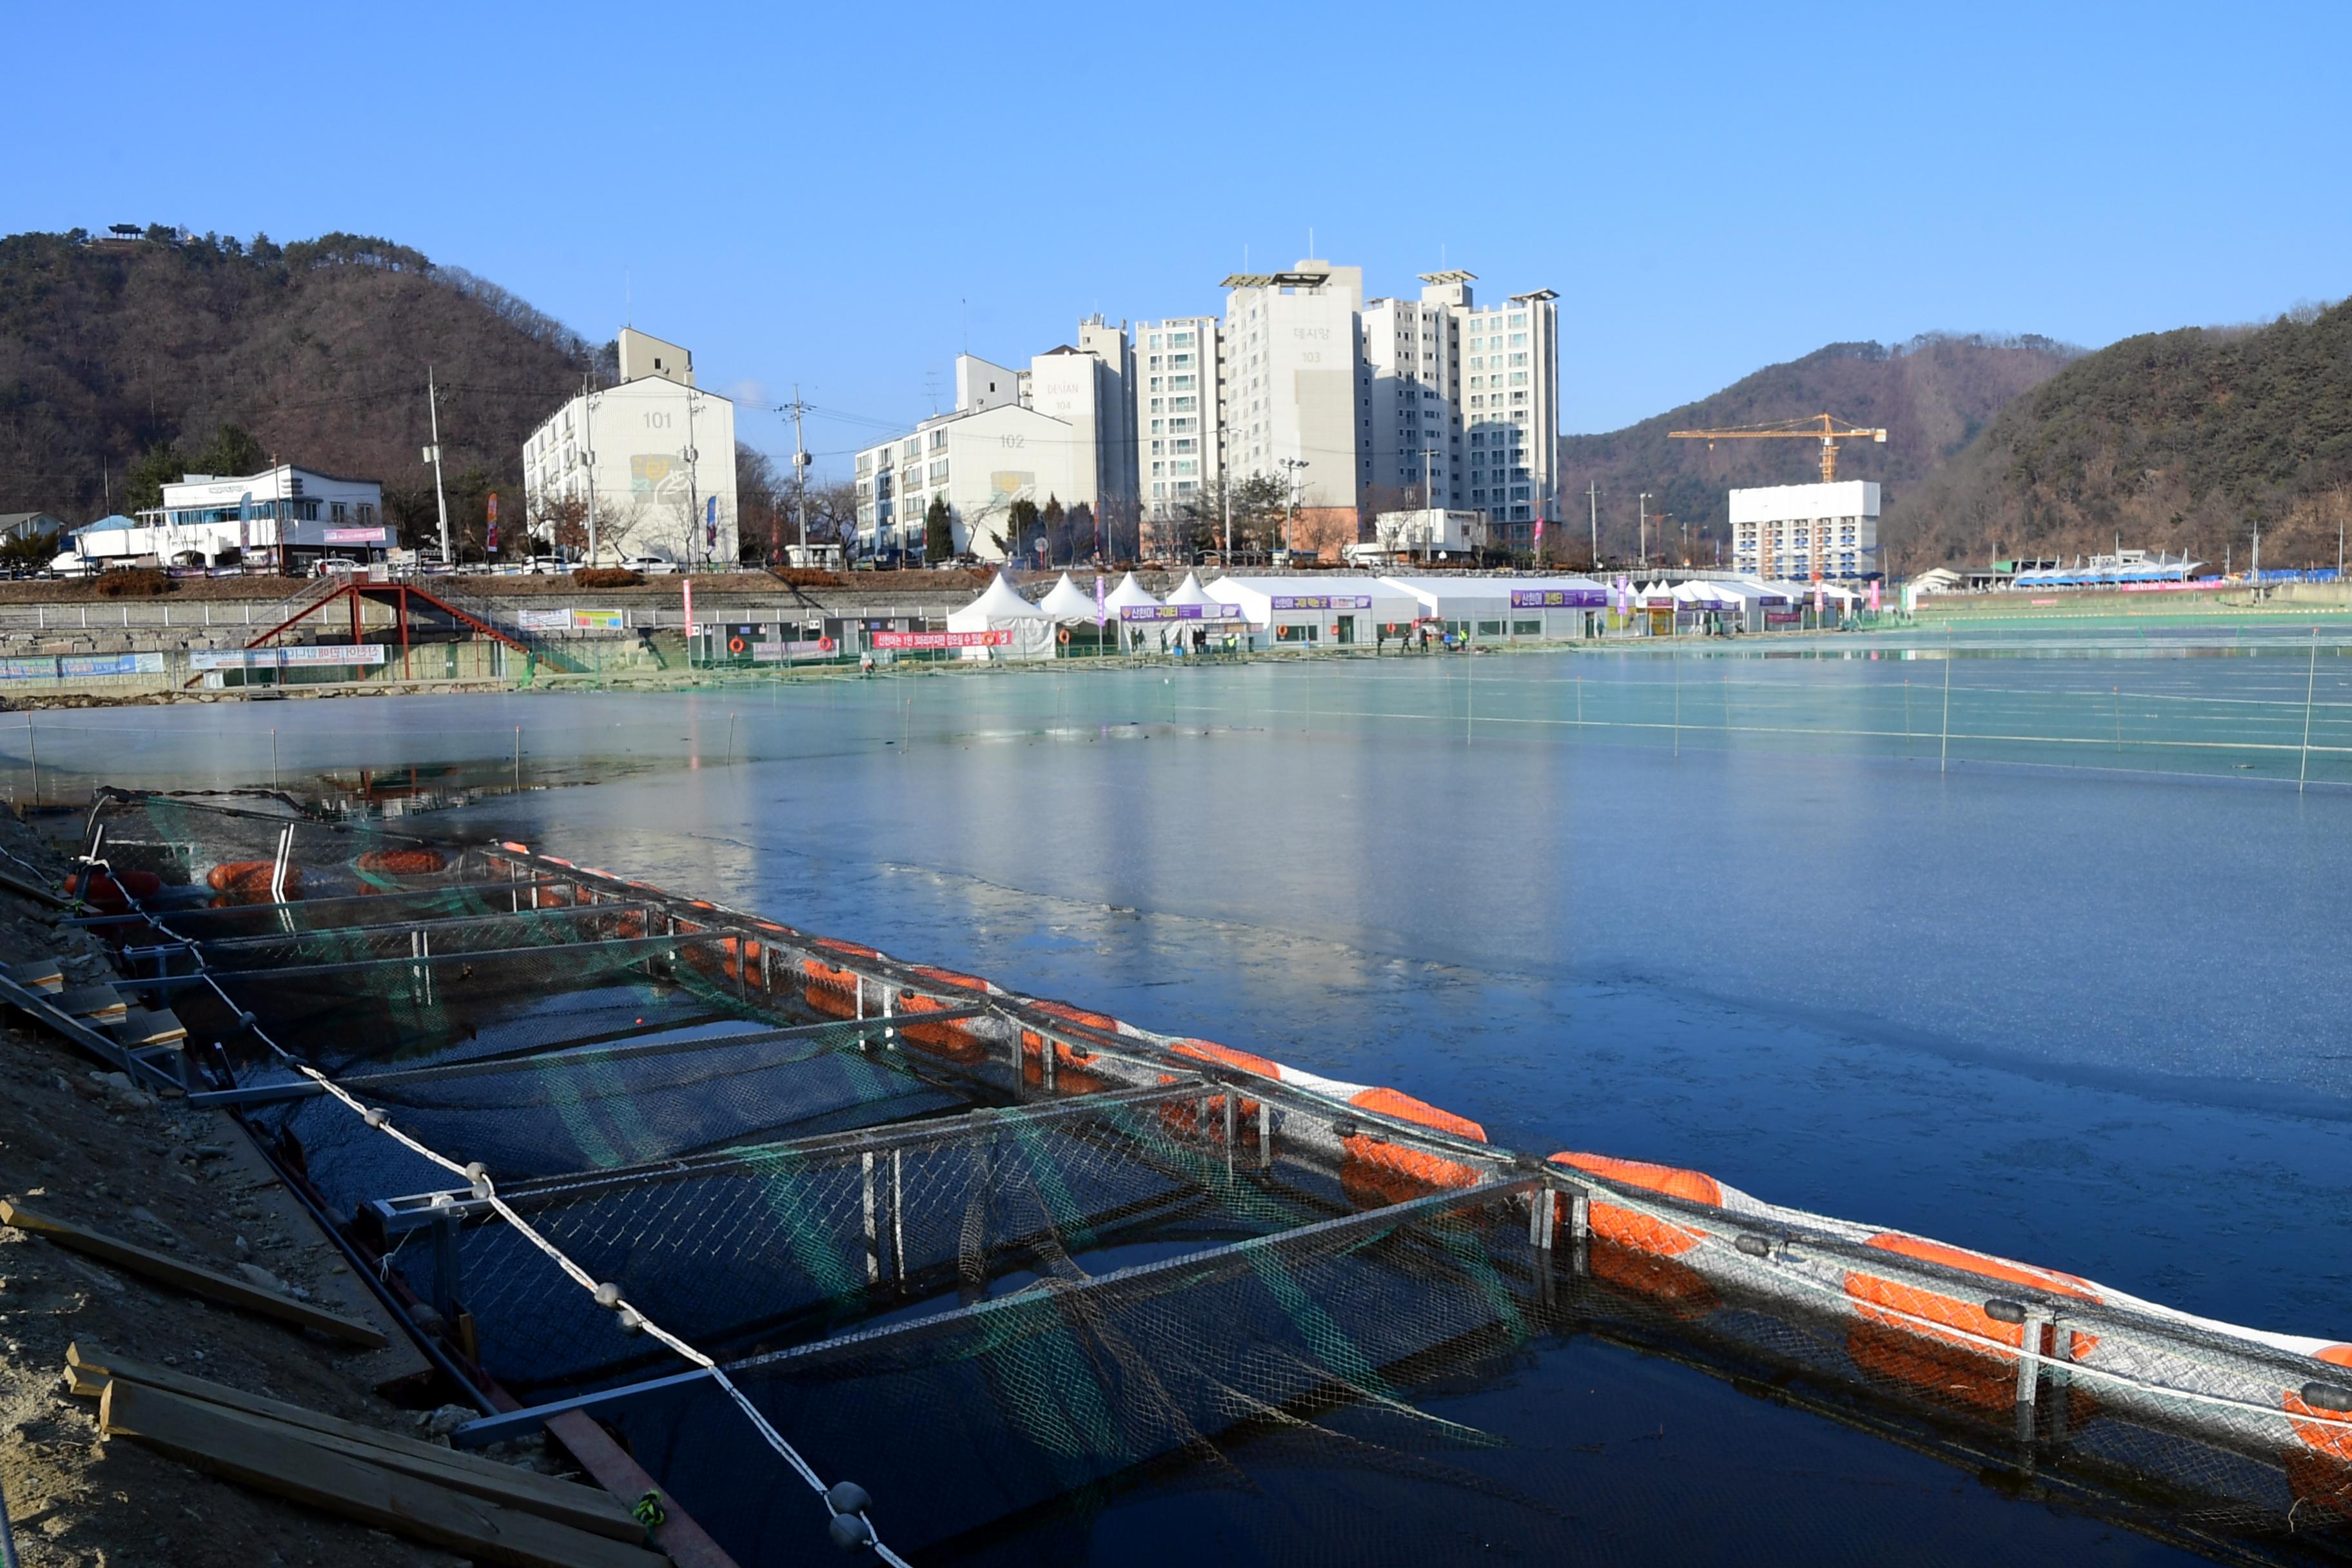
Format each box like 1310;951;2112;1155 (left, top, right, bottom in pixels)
1765;610;1801;628
871;629;1012;650
571;609;625;632
516;609;571;632
1120;603;1242;622
323;528;387;545
752;640;834;661
190;645;390;671
1269;594;1371;610
60;653;166;678
1094;575;1106;626
1510;589;1605;609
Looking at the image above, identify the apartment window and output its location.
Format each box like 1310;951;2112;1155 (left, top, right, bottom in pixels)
856;454;873;476
1170;417;1194;433
1150;419;1164;435
1152;462;1165;476
1149;335;1164;349
1170;331;1193;348
1171;395;1196;411
358;503;376;526
1172;438;1196;455
1170;375;1194;390
1170;353;1193;369
929;429;947;449
1509;314;1527;327
1153;481;1166;497
901;439;919;461
1148;377;1162;393
1152;440;1165;456
330;501;348;523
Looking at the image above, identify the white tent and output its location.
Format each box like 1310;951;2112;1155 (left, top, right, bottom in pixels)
946;574;1056;660
1036;573;1099;620
1164;571;1219;607
1103;572;1161;613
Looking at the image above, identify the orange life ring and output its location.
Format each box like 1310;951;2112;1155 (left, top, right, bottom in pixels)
727;635;746;654
818;635;834;652
1057;628;1071;645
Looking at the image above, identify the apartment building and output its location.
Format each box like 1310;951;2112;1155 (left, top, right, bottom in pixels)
1729;481;1881;581
1220;261;1362;555
521;328;740;565
1134;315;1222;556
1360;275;1558;549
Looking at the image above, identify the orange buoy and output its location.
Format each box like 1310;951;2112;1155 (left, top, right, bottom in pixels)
206;861;299;898
355;847;447;876
1843;1233;2101;1359
1548;1151;1722;1257
64;869;162;911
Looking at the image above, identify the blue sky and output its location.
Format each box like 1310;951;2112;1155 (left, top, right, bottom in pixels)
15;1;2349;473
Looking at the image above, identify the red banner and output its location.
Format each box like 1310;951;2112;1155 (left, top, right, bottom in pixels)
872;629;1011;650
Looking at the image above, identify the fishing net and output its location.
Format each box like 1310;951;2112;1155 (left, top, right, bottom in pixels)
64;789;2352;1567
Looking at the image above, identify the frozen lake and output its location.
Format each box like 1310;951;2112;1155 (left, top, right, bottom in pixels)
32;636;2352;1562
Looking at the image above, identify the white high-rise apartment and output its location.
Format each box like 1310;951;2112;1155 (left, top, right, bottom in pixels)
522;328;739;566
1363;275;1558;549
1220;262;1363;550
1133;316;1222;555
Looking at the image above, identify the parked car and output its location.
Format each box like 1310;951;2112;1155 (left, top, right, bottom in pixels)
620;555;679;575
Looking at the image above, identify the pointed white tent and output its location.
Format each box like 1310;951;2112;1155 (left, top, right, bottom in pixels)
946;574;1056;660
1037;573;1098;620
1164;571;1219;607
1103;572;1161;612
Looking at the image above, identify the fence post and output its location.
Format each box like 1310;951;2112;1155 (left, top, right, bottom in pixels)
2301;627;2319;792
1940;631;1954;773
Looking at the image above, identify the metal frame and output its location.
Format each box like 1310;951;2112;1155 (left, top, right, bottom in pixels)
449;1177;1532;1448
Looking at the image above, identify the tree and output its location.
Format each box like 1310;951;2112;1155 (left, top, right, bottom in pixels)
1177;474;1286;556
531;491;590;558
925;495;954;562
1040;496;1066;565
121;441;188;516
193;423;267;478
995;497;1041;562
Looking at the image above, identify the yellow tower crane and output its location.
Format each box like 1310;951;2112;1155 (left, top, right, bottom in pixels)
1667;412;1886;483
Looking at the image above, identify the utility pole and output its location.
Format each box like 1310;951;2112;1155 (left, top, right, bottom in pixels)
1638;492;1651;569
1588;480;1599;569
683;390;702;571
581;372;600;567
1279;455;1309;558
424;367;451;565
1221;471;1233;561
788;384;812;564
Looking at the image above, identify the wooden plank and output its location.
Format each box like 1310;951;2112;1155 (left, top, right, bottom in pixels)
544;1407;744;1568
106;1006;187;1046
8;958;64;992
51;984;126;1019
98;1380;669;1568
65;1346;639;1541
0;1201;386;1347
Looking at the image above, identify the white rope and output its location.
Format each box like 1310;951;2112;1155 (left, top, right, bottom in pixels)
93;839;912;1565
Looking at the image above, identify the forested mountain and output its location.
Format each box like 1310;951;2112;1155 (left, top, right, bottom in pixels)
0;228;601;544
1884;301;2352;571
1555;334;2081;570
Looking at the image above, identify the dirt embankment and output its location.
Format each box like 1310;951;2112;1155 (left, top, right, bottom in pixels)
0;812;543;1567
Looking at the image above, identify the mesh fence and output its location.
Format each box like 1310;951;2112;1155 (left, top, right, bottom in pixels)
58;789;2352;1566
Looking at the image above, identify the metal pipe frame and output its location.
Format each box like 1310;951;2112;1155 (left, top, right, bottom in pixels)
130;928;743;990
186;1009;994;1109
151;899;662;956
448;1176;1533;1449
369;1079;1208;1231
60;876;577;928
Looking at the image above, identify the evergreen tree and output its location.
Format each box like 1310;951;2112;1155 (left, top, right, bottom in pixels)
924;495;954;562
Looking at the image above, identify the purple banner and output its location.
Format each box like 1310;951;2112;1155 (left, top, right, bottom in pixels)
1121;603;1242;622
1269;594;1372;610
1510;589;1605;609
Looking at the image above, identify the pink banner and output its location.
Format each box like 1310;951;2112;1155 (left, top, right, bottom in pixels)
871;630;1012;650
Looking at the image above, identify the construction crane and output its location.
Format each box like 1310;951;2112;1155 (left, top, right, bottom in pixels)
1667;413;1887;484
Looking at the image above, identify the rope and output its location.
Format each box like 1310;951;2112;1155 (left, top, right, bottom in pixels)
84;832;914;1567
